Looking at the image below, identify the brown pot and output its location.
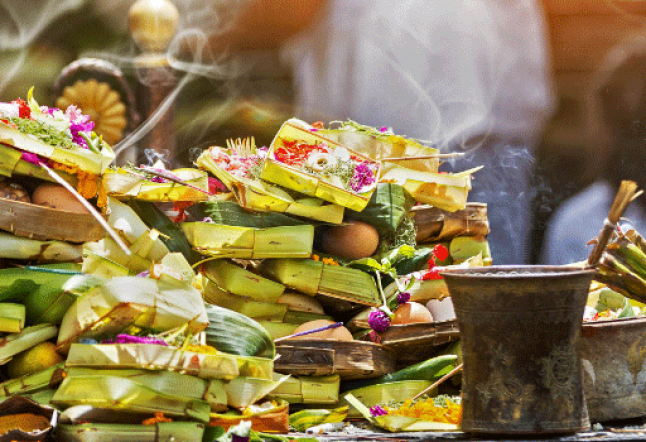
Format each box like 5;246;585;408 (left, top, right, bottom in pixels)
442;266;594;435
581;317;646;422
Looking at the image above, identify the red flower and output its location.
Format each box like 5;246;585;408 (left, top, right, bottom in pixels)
11;99;30;119
433;244;449;262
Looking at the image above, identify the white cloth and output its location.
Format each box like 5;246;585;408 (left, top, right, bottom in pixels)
282;0;554;147
541;181;646;265
282;0;555;264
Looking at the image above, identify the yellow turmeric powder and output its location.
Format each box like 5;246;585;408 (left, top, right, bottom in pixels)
0;413;50;433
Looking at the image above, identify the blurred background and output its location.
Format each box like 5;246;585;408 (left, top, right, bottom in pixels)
1;0;646;264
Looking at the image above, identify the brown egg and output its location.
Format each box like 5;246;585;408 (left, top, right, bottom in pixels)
289;319;354;341
32;183;89;213
320;221;380;260
392;302;434;325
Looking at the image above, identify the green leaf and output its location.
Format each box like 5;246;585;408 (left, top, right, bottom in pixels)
127;200;201;265
204;303;275;359
345;184;415;237
0;264;80;302
187;201;312;228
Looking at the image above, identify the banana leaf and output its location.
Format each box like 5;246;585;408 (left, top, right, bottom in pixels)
57;422;205;442
381;166;479;212
0;323;58;364
83;228;165;274
107;198;169;262
126;199;201;265
182;222;314;259
260;119;380;211
81;251;132;278
341;380;434;418
0;263;80;301
57;276;208;352
204;285;288;321
65;343;241;380
208;399;289;433
52;375;211;422
267;374;340;404
204;303;275;359
345;393;459;432
345;184;415;237
260;259;380;306
0;143;76;184
186;201;313;228
0;119;115;174
0;196;105;243
196;147;344;223
0;362;66;397
0;231;82;262
321;121;440;172
289;407;348;432
204;260;285;302
224;375;289;409
65;367;227;411
103;167;210;202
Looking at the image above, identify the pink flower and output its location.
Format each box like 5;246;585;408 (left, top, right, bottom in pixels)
105;334;168;346
370;405;388;416
21;152;41;165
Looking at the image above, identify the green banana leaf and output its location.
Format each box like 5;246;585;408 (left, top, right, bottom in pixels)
52;374;211;422
57;276;209;352
127;199;201;265
65;367;227;412
204;303;275;359
25;273;105;325
0;263;80;302
57;422;205;442
186;201;313;228
345;184;415;237
344;393;460;432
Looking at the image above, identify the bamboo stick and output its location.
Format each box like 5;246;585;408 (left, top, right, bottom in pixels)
134;167;214;196
588;180;639;266
38;162;131;255
412;363;463;400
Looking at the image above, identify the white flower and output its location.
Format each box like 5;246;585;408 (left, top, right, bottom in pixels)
0;103;19;119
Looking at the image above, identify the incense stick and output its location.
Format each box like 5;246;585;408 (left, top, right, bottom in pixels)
588;180;639;266
38;162;131;256
274;322;344;342
135;166;214;196
381;152;465;161
412;363;463;401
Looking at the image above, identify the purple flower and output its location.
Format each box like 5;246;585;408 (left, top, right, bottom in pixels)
370;405;388;416
397;292;410;305
21;152;41;165
368;309;391;333
105;334;168;346
380;126;388;133
350;162;376;192
231;435;250;442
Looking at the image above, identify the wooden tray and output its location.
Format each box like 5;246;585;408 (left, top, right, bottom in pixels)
0;197;105;243
375;320;460;365
413;202;488;244
274;339;395;379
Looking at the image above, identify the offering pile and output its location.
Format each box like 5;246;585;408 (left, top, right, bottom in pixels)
0;92;491;441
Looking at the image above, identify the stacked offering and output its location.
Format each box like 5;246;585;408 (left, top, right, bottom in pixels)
0;97;491;439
